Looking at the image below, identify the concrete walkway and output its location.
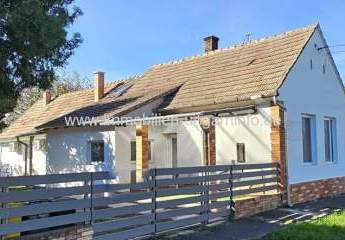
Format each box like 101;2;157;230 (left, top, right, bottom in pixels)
160;195;345;240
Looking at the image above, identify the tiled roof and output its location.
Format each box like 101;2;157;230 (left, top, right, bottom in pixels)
0;24;318;139
127;24;317;111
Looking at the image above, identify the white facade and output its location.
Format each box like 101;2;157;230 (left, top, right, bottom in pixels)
46;127;116;176
279;28;345;184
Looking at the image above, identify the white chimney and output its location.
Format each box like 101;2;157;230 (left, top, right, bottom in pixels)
94;71;105;102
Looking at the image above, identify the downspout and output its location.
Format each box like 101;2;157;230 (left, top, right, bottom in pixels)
29;136;34;176
16;137;28;176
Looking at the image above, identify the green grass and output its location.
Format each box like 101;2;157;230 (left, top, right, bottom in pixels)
261;210;345;240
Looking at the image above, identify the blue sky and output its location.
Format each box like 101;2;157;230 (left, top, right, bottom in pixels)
65;0;345;82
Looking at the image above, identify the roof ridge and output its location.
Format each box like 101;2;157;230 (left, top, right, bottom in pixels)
151;23;318;69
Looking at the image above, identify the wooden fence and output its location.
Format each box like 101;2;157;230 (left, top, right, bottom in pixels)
0;162;280;240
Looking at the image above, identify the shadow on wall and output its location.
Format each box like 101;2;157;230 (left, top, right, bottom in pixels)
0;163;24;177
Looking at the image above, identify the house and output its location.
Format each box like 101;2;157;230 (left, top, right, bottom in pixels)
1;23;345;205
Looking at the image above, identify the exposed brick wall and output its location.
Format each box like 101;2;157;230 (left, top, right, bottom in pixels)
208;123;216;165
135;124;149;182
290;177;345;204
270;105;288;203
234;194;282;219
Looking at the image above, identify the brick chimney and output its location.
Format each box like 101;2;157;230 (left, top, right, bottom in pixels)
204;36;219;53
94;71;105;102
43;90;51;105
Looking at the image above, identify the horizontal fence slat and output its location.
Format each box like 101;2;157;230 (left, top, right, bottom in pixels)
93;192;154;207
93;182;150;193
232;177;278;188
156;195;206;209
156;175;207;187
0;173;90;187
94;225;155;240
232;163;277;171
93;203;153;220
0;198;90;219
156;205;206;221
209;209;232;220
0;172;114;188
156;185;206;198
0;212;90;236
93;214;154;233
232;169;278;179
0;186;90;203
156;214;207;232
233;185;278;196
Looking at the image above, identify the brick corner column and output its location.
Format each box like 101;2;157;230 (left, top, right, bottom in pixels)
135;124;149;183
208;122;216;166
270;105;288;204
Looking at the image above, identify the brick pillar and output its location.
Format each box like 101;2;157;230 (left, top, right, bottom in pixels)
208;123;216;165
270;105;288;203
136;124;149;182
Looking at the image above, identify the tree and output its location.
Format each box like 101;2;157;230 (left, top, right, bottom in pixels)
0;0;83;115
2;72;91;128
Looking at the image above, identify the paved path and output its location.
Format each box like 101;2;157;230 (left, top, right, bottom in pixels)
160;195;345;240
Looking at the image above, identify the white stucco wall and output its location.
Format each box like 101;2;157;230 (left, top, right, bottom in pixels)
115;121;204;183
279;28;345;184
0;142;26;176
216;106;272;164
46;127;116;176
0;136;47;176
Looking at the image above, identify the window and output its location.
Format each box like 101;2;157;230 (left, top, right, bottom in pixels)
130;140;152;162
237;143;246;163
90;141;104;162
324;118;337;162
172;137;177;168
310;59;313;70
302;115;317;163
322;64;326;74
130;141;136;161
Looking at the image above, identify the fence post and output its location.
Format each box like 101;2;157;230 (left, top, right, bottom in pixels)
151;169;157;237
229;165;235;219
0;187;7;240
205;166;210;225
90;172;94;225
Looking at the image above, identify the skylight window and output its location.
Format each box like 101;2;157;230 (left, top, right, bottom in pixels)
112;82;132;96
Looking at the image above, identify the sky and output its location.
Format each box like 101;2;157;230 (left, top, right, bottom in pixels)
65;0;345;83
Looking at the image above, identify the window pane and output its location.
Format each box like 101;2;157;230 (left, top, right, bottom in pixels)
237;143;246;163
324;118;336;162
302;117;312;163
91;141;104;162
324;120;331;162
130;141;136;161
172;138;177;168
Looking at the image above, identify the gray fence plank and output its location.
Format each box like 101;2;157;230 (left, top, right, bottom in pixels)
156;205;206;221
0;212;90;235
93;192;154;207
0;185;90;203
232;163;277;170
0;198;90;219
232;177;278;188
232;169;278;179
156;195;207;209
94;225;155;240
93;214;154;233
156;214;207;232
93;182;150;193
93;203;153;220
156;185;206;198
0;173;90;187
233;185;278;196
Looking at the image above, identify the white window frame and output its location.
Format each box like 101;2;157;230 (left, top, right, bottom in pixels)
324;117;337;163
301;114;317;164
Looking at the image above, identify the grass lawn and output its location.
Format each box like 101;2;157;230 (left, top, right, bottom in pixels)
261;210;345;240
